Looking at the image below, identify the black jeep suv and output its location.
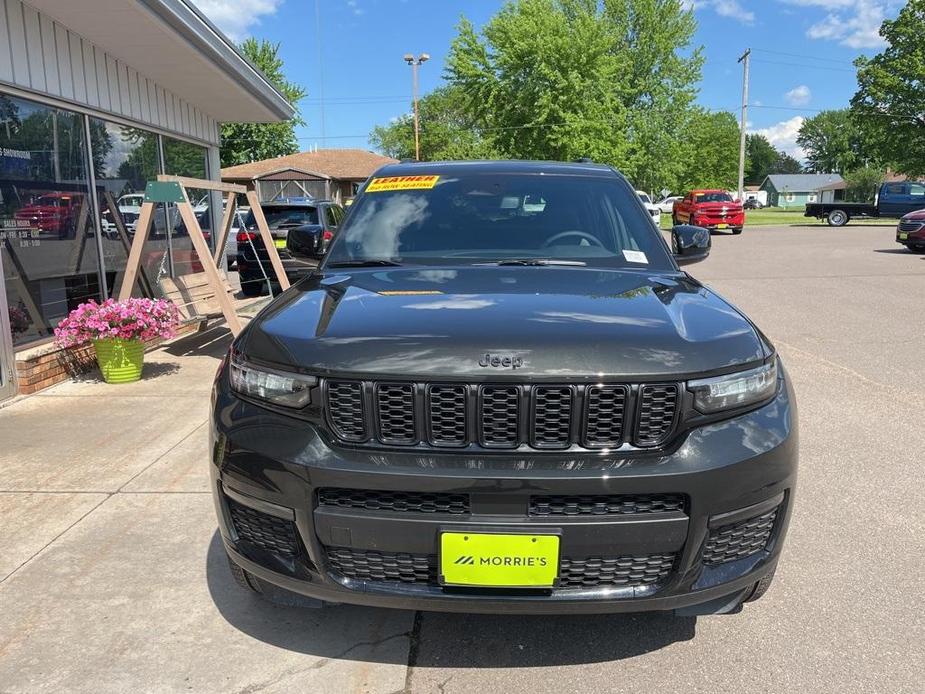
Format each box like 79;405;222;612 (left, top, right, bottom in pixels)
211;161;797;616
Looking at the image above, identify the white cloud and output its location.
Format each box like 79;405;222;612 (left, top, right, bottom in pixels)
346;0;365;16
784;85;811;106
189;0;283;42
683;0;755;24
753;116;806;159
783;0;897;48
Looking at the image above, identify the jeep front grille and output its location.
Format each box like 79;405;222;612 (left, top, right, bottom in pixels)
323;380;682;451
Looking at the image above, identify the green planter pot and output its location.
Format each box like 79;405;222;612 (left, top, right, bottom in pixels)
91;338;145;384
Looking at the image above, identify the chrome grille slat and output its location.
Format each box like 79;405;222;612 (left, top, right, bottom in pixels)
323;380;680;450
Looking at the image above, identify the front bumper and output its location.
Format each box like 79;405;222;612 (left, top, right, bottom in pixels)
210;369;797;614
695;215;744;230
896;228;925;247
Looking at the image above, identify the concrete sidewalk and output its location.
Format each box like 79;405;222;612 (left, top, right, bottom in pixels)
0;328;412;694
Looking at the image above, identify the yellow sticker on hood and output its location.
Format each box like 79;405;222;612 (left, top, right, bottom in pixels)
366;175;440;193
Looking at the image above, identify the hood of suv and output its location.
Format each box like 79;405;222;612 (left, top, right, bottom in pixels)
241;267;769;379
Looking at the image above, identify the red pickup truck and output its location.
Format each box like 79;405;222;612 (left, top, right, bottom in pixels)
672;190;744;235
14;193;83;238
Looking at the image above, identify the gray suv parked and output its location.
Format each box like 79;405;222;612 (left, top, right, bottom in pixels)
211;161;797;616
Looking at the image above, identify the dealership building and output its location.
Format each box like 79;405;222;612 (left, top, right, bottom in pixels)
0;0;292;399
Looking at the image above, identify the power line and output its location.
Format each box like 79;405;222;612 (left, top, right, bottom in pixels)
751;58;855;74
752;48;856;66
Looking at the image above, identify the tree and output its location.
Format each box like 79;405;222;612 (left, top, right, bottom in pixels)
369;86;500;161
796;109;868;173
851;0;925;176
744;133;779;185
443;0;703;192
842;165;884;202
219;39;306;167
771;152;803;175
677;109;739;190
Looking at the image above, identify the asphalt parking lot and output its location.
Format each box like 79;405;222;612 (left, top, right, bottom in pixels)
1;224;923;693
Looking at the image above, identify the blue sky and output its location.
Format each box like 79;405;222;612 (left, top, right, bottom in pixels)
192;0;903;160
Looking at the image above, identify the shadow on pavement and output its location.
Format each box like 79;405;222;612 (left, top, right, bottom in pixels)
205;532;413;663
206;532;695;666
163;327;234;359
409;610;696;667
70;360;181;383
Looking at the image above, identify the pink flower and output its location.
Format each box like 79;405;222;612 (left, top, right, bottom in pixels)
54;297;179;348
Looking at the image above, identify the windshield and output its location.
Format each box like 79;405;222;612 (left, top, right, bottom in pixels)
243;206;318;229
324;173;673;270
695;192;733;203
637;193;652;204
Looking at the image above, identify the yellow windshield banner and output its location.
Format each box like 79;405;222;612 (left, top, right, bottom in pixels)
366;175;440;193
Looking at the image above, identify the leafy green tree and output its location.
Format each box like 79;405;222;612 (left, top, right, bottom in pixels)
369;86;500;161
796;109;869;173
843;165;884;202
771;152;803;175
444;0;702;192
677;109;739;190
851;0;925;177
744;133;778;185
220;39;307;168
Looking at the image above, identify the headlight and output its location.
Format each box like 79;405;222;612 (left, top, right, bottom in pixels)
688;361;777;414
229;353;316;408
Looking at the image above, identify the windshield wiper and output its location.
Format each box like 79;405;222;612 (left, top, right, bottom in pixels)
476;258;587;267
326;259;403;268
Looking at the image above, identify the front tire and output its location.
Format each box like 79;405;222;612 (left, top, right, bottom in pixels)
907;245;925;254
826;209;849;227
226;554;326;607
732;226;743;235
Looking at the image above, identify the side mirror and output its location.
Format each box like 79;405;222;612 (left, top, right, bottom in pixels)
671;224;711;265
286;224;325;260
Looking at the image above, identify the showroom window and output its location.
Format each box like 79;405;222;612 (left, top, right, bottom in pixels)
89;119;163;299
163;136;209;277
0;93;99;347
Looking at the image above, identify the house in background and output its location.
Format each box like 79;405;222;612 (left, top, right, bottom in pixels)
742;186;768;207
759;174;843;208
221;149;398;204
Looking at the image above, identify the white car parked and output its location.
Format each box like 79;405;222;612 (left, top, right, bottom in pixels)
636;191;661;225
656;196;682;214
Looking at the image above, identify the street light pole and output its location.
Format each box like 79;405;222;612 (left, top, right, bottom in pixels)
736;48;751;203
404;53;430;161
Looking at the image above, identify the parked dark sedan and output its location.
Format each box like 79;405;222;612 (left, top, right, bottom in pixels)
212;160;797;616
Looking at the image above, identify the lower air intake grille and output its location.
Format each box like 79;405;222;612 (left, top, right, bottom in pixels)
703;507;779;565
227;498;299;557
318;488;470;515
558;553;676;588
325;548;675;589
530;494;686;516
326;547;436;584
635;384;680;446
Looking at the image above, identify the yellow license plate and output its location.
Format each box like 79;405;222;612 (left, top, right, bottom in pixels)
274;238;287;248
440;532;559;587
716;223;728;229
899;233;908;240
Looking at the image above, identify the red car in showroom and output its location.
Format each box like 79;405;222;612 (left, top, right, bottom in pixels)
672;190;745;234
896;210;925;253
14;192;83;238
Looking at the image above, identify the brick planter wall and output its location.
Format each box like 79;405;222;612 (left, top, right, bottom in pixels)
13;321;202;396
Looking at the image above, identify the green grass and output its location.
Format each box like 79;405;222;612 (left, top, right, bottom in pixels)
660;206;896;230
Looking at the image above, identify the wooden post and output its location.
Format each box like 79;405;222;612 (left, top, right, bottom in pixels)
117;202;155;300
174;195;243;335
212;192;237;268
245;188;290;291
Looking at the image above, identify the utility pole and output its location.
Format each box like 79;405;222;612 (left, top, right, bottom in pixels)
315;0;326;144
737;48;750;203
404;53;430;161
